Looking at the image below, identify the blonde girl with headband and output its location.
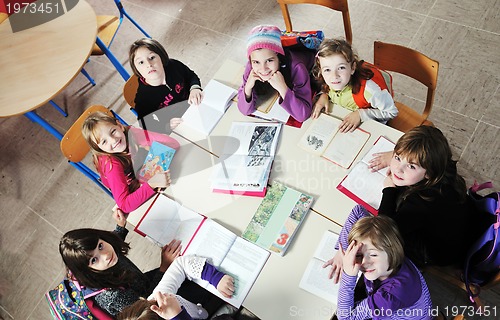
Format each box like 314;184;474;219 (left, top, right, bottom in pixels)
312;38;397;132
82;111;180;213
238;25;313;123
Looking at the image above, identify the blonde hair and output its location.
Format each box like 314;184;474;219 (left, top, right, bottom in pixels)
312;38;373;94
348;215;404;275
117;299;158;320
82;112;140;192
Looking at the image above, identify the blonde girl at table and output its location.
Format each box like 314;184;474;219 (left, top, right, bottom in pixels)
324;126;485;283
60;209;233;319
129;38;203;130
335;214;433;320
82;111;180;213
312;38;398;132
238;25;313;123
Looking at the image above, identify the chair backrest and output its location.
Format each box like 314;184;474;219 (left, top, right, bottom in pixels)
60;105;114;162
0;13;8;24
91;15;121;55
123;74;139;108
373;41;439;120
276;0;352;44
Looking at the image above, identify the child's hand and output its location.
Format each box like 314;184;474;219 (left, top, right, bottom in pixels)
150;291;182;320
170;118;183;130
312;93;329;118
368;151;393;172
112;206;127;228
339;111;361;132
159;239;182;272
217;275;235;298
342;240;362;277
383;170;396;188
148;170;171;189
267;71;287;99
322;246;344;284
188;88;203;105
244;70;261;99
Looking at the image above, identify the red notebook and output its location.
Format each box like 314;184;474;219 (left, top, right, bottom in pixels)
336;136;395;215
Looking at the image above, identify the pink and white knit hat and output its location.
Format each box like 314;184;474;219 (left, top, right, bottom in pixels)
246;25;285;57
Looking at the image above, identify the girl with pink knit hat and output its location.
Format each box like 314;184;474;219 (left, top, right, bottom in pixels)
237;25;313;123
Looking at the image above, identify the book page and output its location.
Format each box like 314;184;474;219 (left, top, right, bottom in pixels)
251;99;289;123
134;195;204;248
210;155;272;193
222;122;282;157
337;136;396;211
299;231;340;303
297;113;340;155
322;128;370;169
181;79;237;135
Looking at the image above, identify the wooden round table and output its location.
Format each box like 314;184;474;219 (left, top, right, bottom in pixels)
0;0;97;138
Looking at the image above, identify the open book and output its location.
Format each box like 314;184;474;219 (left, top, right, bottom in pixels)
251;97;290;123
134;194;270;308
242;181;313;256
211;122;282;197
298;113;370;169
137;141;176;181
337;136;395;214
299;230;341;303
181;79;237;135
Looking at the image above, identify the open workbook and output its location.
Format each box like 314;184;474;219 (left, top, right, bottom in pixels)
337;136;395;214
134;194;270;308
211;122;282;196
181;79;237;135
298;113;370;169
299;230;341;303
242;181;313;256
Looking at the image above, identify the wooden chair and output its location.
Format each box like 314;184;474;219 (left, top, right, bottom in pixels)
276;0;352;44
123;74;139;108
60;105;127;197
373;41;439;132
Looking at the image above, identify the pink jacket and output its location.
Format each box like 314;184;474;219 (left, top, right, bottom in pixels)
98;127;180;213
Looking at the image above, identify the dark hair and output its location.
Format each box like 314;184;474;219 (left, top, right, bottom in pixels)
312;38;373;94
117;299;157;320
348;215;404;276
82;112;141;193
129;38;170;79
393;125;467;205
59;228;134;288
252;50;293;96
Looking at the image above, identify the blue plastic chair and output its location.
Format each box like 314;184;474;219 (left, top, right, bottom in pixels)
60;105;128;197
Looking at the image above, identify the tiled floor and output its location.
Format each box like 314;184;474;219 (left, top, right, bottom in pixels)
1;0;499;319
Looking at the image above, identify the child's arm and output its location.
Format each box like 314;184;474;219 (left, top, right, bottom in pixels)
101;157;156;213
237;63;259;115
312;93;329;119
276;59;312;122
357;81;398;123
150;292;193;320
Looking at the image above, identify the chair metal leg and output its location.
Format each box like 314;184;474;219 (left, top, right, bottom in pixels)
96;36;130;81
68;161;113;197
114;0;151;38
24;111;63;140
80;67;96;86
130;108;138;117
111;110;129;126
49;100;68;117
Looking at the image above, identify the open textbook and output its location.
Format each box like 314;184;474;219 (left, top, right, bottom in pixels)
242;181;313;256
134;194;270;308
337;136;395;214
251;97;290;123
181;79;237;135
298;113;370;169
299;230;341;303
211;122;282;196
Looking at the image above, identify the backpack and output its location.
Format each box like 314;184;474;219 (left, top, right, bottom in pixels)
352;61;393;108
45;278;110;319
463;181;500;302
280;30;324;51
